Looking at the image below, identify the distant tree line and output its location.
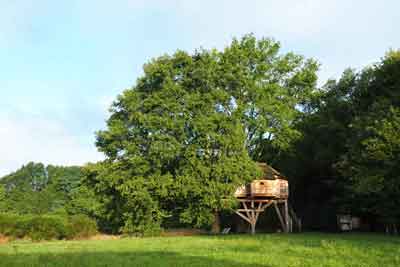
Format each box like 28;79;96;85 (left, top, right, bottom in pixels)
1;35;399;235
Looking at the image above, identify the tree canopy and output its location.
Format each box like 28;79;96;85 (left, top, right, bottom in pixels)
0;162;87;215
273;50;400;231
88;34;318;234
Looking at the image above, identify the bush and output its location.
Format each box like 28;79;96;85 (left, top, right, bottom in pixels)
13;215;69;241
0;213;98;241
0;213;19;236
66;215;97;239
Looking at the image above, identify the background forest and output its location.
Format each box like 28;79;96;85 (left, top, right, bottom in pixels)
1;35;399;238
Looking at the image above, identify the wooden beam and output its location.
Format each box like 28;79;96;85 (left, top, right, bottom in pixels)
250;200;255;222
237;209;266;212
273;200;286;232
234;198;290;235
236;199;287;203
242;201;251;220
238;198;278;203
261;201;274;210
284;200;289;233
234;211;252;224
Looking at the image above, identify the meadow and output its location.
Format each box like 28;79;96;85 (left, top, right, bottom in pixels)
0;233;399;267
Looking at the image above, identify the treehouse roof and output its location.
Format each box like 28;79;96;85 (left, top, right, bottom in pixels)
257;162;287;180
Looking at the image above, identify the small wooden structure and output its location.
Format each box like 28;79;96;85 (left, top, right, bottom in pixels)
337;214;361;231
234;163;300;234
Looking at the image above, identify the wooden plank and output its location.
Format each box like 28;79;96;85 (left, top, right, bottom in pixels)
237;209;266;212
238;199;278;203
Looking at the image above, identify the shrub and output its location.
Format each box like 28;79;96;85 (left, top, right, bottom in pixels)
66;215;97;239
0;213;19;236
0;213;98;241
13;215;69;241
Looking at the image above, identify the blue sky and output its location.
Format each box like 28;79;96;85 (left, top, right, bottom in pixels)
1;0;399;176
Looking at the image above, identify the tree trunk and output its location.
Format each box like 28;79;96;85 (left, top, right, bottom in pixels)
211;210;221;234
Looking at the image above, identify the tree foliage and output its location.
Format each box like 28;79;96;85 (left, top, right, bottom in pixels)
89;34;318;234
0;162;92;216
338;51;400;226
275;50;400;230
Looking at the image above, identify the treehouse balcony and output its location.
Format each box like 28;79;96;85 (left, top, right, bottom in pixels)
234;163;289;199
234;179;288;199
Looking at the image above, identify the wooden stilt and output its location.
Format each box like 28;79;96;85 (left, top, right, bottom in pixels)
242;202;251;220
273;200;286;232
234;198;300;234
250;201;255;234
289;205;300;232
234;199;274;234
284;199;289;233
234;210;252;224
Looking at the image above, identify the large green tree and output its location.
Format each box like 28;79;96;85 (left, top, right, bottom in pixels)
90;34;318;234
339;51;400;232
273;69;357;230
277;50;400;231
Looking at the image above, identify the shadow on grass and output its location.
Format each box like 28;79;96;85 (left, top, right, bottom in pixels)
0;251;273;267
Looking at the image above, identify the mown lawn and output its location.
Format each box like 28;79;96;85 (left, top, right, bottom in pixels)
0;233;399;267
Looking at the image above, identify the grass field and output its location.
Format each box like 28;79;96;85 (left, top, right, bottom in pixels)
0;233;399;267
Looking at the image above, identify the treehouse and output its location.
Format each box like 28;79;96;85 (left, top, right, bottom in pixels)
234;163;289;199
233;163;300;234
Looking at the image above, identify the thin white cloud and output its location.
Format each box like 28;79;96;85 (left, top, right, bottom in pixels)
0;113;103;176
176;0;340;39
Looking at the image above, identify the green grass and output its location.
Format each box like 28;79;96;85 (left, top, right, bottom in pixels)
0;233;399;267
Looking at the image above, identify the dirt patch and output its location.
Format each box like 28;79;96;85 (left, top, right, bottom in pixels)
87;234;121;241
0;235;9;244
161;228;208;237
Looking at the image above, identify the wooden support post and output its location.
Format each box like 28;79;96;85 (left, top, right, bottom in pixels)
234;210;252;224
273;200;286;233
250;221;256;235
234;199;273;235
284;199;289;233
242;201;251;220
234;199;293;235
250;200;256;235
254;202;263;222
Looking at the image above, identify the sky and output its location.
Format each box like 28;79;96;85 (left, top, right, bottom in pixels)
0;0;399;176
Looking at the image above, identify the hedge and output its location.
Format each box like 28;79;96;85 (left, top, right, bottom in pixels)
0;213;97;241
